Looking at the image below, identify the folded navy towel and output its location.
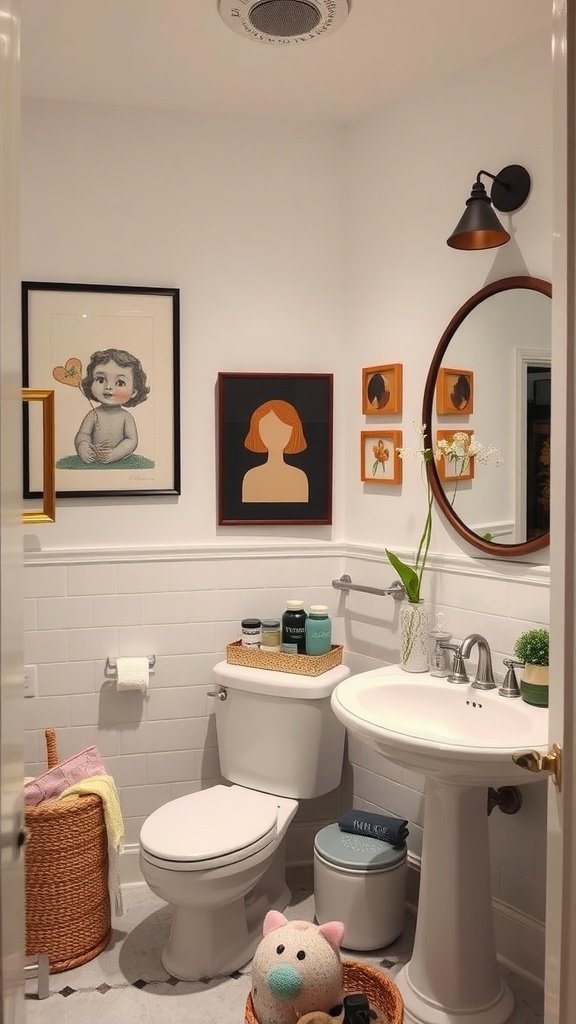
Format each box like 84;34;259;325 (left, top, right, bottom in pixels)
338;809;409;846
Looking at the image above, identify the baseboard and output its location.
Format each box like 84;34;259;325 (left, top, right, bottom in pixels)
493;897;545;985
121;842;144;886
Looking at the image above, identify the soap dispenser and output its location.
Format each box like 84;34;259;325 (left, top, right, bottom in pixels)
429;613;452;677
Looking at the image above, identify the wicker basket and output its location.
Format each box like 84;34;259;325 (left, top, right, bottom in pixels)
226;641;343;677
25;729;112;973
245;959;404;1024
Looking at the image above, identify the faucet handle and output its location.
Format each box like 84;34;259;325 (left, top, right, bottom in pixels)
441;643;470;684
499;658;523;699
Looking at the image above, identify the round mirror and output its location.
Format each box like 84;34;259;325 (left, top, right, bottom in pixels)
422;276;551;556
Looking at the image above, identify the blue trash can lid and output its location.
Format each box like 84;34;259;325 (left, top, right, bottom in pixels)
314;824;406;871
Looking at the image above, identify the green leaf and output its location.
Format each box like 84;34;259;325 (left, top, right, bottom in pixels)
385;549;420;603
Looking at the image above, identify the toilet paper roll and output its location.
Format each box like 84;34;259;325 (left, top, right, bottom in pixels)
116;657;150;692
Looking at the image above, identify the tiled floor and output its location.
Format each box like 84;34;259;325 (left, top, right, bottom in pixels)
25;866;544;1023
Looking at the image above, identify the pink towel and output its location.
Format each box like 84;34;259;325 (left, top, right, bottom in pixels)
24;746;107;806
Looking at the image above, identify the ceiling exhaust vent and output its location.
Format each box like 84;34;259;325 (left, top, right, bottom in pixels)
218;0;350;45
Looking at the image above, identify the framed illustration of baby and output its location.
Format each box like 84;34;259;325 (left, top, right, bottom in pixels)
22;282;180;498
218;373;333;525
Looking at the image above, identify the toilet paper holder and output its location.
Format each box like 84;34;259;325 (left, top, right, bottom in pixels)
105;655;156;677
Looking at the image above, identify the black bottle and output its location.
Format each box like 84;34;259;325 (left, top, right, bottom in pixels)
281;599;307;654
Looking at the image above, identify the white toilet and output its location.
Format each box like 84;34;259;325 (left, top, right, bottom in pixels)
139;659;349;981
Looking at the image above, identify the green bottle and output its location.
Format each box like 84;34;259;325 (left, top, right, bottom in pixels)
305;605;331;656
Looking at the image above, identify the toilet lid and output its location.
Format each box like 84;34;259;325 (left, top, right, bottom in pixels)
140;785;279;865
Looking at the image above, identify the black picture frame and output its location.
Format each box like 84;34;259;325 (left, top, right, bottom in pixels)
22;282;180;498
218;372;333;525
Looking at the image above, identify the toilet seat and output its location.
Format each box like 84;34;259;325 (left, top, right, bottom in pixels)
140;785;280;872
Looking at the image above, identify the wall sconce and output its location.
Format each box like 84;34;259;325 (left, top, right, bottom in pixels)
447;164;531;251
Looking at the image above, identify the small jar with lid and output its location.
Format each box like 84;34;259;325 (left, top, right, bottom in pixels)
241;618;261;648
260;618;282;652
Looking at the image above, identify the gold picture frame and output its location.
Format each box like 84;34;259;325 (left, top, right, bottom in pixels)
22;389;55;524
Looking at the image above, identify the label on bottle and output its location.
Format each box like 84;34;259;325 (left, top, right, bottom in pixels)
282;642;298;654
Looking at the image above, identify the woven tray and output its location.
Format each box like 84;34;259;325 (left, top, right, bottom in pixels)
25;729;111;973
226;640;343;676
245;959;404;1023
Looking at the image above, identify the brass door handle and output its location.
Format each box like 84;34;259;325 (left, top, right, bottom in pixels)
512;743;562;790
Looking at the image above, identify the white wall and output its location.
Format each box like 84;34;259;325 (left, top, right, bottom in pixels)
21;29;551;981
21;104;347;547
343;30;552;558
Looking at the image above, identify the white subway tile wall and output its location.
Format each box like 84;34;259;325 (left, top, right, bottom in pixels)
24;546;549;943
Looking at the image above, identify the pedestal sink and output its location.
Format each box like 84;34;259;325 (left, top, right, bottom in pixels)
331;666;549;1024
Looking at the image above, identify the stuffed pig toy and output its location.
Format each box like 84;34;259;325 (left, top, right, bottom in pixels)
251;910;345;1024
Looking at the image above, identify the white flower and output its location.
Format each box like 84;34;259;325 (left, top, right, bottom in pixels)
435;432;502;469
397;422;433;462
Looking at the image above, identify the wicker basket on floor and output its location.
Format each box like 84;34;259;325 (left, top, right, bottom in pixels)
245;959;404;1023
25;729;111;973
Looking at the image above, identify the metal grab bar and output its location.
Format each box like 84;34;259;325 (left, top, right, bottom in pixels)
332;574;405;600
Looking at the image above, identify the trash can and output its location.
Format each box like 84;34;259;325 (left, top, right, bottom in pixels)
314;824;407;951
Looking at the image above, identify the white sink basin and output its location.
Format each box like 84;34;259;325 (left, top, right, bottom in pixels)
331;664;549;785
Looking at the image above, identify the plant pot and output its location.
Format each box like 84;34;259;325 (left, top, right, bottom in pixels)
520;663;549;707
400;600;430;673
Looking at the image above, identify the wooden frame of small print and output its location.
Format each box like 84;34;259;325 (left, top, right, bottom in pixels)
436;429;476;482
436;367;474;415
362;364;403;415
361;430;403;484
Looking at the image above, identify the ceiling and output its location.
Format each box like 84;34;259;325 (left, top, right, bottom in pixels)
21;0;550;123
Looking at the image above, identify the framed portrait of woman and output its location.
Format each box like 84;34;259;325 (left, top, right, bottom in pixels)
22;281;180;499
217;372;333;525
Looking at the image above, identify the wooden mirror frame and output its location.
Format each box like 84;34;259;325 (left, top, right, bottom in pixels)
422;275;552;557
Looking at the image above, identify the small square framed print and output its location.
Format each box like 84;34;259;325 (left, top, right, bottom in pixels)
362;363;402;415
436;367;474;415
436;429;476;482
361;430;403;484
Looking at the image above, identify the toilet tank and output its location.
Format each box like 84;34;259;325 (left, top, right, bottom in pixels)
211;661;350;799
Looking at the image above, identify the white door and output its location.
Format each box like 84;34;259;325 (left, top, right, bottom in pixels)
544;0;575;1021
0;0;26;1020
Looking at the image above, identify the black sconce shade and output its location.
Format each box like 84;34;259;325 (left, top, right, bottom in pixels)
447;164;531;251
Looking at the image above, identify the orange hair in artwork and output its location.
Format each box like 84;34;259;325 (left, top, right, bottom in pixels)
244;400;307;454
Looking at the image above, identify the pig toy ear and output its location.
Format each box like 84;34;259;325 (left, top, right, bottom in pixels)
263;910;289;936
318;921;345;949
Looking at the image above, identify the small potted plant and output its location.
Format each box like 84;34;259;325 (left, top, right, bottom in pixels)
513;628;549;707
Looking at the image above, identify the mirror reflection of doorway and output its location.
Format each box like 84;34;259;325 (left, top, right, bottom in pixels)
526;365;551;540
514;349;551;545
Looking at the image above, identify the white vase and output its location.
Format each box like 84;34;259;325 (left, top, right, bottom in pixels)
400;600;430;672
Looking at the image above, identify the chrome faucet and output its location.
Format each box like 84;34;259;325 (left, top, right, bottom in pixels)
459;633;497;690
440;642;470;684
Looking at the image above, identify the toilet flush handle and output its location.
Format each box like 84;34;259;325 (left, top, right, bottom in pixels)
207;687;228;701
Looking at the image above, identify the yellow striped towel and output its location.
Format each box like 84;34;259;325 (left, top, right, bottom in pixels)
58;774;125;916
